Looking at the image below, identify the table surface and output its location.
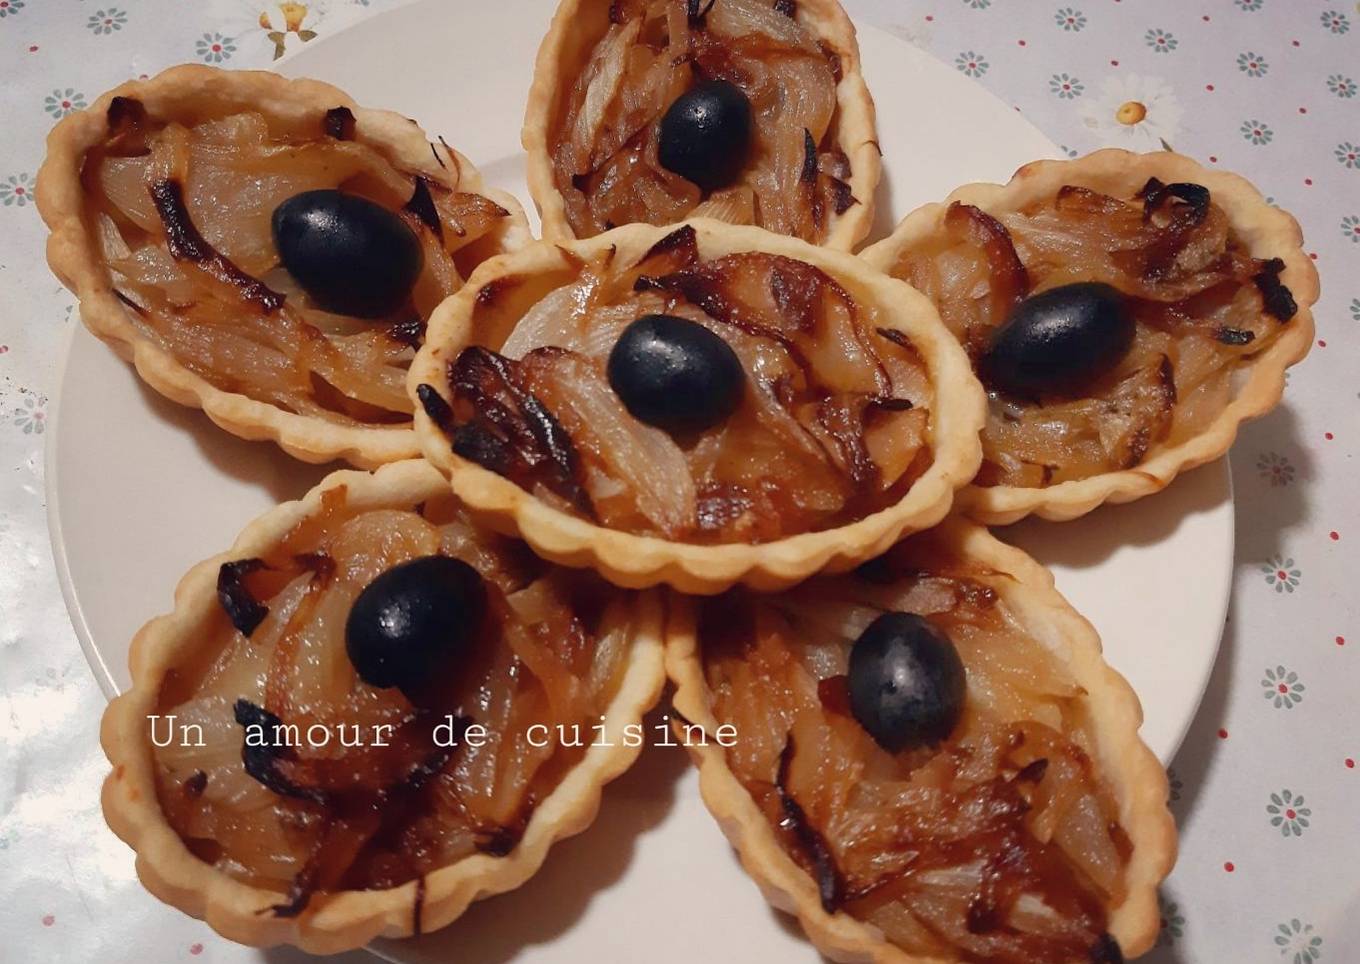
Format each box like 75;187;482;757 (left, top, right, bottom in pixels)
0;1;1355;962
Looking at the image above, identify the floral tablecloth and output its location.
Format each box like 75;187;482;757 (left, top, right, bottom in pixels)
1;1;1355;962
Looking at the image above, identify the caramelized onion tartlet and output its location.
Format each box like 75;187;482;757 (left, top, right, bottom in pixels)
667;519;1174;962
861;149;1318;524
100;460;665;951
410;219;983;594
38;65;529;467
524;0;879;249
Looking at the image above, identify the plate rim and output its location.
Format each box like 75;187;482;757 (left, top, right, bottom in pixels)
46;318;121;701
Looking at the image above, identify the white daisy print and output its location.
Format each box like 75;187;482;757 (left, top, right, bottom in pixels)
219;1;332;61
1081;74;1183;149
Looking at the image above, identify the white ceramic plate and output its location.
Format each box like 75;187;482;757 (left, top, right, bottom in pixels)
46;2;1231;960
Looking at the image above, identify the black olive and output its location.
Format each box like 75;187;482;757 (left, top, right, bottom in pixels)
658;80;753;192
271;189;423;319
981;281;1135;397
345;555;484;696
847;612;966;753
607;313;746;433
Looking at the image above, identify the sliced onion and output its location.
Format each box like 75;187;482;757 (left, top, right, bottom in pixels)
705;0;819;51
690;184;756;224
568;19;641;175
520;349;697;537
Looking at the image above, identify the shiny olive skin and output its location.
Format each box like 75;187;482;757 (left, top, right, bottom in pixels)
271;189;423;319
847;612;966;753
980;282;1135;397
657;80;754;192
607;313;746;434
344;555;485;696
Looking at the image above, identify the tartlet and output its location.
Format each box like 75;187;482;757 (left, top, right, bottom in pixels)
38;65;530;468
100;459;666;952
667;518;1175;962
409;218;984;594
524;0;880;249
861;149;1318;524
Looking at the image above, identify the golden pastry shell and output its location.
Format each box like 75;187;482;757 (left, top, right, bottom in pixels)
861;148;1319;525
99;459;667;952
665;516;1177;962
521;0;881;251
409;217;986;595
38;65;531;469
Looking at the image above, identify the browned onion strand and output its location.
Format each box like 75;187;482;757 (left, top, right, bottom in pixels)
433;229;932;544
701;536;1129;961
891;182;1297;487
553;0;854;241
152;490;631;910
86;101;510;426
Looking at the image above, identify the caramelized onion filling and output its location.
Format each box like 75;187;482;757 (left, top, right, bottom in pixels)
423;226;933;543
85;97;511;426
888;179;1298;487
552;0;855;241
152;488;631;913
700;536;1131;961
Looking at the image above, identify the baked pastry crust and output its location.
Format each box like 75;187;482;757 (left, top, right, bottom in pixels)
522;0;880;251
99;459;666;952
409;217;984;594
38;65;530;469
861;149;1318;524
666;516;1176;961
